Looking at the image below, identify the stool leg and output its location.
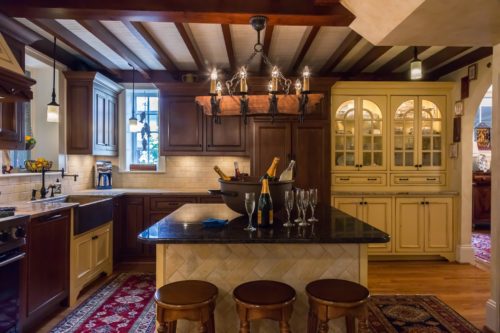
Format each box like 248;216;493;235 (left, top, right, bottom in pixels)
157;322;166;333
239;320;250;333
279;320;291;333
207;312;216;333
358;306;370;333
307;309;318;333
319;321;329;333
167;321;177;333
199;322;208;333
345;315;355;333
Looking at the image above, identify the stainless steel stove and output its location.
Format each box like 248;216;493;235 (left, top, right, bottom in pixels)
0;214;29;333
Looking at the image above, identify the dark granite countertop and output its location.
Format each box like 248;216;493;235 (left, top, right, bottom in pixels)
138;203;390;244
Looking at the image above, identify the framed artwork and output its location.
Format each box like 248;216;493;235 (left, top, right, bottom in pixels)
468;63;477;80
461;76;469;99
454;100;464;117
453;117;461;142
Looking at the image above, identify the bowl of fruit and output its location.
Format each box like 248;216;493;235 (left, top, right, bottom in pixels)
25;158;53;173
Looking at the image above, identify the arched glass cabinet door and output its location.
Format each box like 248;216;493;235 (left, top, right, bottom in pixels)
393;99;416;168
333;99;356;168
361;99;384;168
420;98;444;168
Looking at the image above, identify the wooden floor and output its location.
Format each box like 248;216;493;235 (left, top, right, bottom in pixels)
34;261;490;332
368;260;491;330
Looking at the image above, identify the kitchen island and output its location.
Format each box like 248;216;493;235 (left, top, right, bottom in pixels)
139;203;389;333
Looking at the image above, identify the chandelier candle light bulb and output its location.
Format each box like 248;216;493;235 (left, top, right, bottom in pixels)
216;81;222;97
295;79;302;96
302;66;310;91
240;67;248;93
210;69;218;94
271;66;279;92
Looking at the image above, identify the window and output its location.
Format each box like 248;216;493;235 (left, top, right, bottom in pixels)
129;90;160;167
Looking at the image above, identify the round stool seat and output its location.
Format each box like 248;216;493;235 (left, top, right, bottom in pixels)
155;280;218;307
306;279;369;304
233;280;296;306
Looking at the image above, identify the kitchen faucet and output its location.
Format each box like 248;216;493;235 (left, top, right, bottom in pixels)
38;167;79;199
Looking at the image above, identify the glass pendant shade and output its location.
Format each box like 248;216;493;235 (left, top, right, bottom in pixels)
129;116;139;132
47;100;60;122
410;59;422;80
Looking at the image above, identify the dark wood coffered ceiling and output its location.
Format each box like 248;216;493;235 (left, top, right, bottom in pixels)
0;0;493;83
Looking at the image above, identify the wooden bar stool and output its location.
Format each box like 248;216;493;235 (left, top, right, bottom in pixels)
155;280;218;333
233;280;296;333
306;279;370;333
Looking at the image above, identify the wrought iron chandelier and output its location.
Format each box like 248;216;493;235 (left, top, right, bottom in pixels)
208;16;311;123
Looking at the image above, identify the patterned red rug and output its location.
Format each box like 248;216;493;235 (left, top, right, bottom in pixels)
368;295;481;333
472;232;491;263
50;273;156;333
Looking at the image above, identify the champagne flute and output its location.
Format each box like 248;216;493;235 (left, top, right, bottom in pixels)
308;188;318;223
283;190;294;227
299;190;310;227
244;192;256;231
294;188;303;224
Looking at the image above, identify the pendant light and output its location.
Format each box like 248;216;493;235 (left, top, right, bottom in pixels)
128;65;139;132
47;36;60;122
410;47;423;80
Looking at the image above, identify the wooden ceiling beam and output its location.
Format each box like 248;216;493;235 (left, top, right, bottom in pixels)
374;46;430;75
289;26;320;75
346;45;392;75
221;24;236;72
260;24;274;74
122;21;179;73
78;20;150;79
429;47;493;79
174;23;205;71
0;1;354;26
320;31;361;75
422;46;471;71
31;19;122;77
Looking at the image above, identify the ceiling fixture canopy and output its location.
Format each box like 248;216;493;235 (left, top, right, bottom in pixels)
410;46;423;80
201;16;320;123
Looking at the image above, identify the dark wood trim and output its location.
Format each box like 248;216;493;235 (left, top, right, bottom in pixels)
0;12;42;45
78;20;151;79
260;24;274;74
31;19;122;77
221;24;236;72
320;31;361;75
422;46;471;71
289;26;320;75
429;47;493;79
375;46;430;75
29;39;96;71
122;21;179;73
174;22;205;71
0;1;355;26
346;45;391;75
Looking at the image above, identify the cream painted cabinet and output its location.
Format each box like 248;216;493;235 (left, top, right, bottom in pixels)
70;222;113;305
332;96;387;171
333;197;392;253
395;197;453;257
391;95;446;171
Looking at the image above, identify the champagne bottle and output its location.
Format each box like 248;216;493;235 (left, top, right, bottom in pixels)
213;165;231;181
279;160;295;181
260;157;280;181
234;161;241;180
257;178;273;227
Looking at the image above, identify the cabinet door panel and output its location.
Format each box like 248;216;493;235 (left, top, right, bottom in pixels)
94;225;111;268
425;198;453;252
75;235;93;281
108;96;118;149
67;83;92;153
122;198;144;257
363;198;392;252
395;198;423;252
293;121;330;204
160;95;203;153
206;116;247;153
94;91;106;147
252;121;291;177
0;101;25;149
333;197;362;219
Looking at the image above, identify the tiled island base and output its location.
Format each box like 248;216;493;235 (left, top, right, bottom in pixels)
156;243;367;333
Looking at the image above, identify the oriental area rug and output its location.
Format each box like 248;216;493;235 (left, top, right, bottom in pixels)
50;273;156;333
50;275;481;333
472;232;491;263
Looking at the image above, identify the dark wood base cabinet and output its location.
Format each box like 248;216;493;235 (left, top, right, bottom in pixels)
472;172;491;227
114;194;223;262
21;210;70;332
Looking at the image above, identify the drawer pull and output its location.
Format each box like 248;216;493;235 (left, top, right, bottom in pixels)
399;178;409;181
92;235;99;240
38;214;63;222
426;178;437;181
367;178;377;181
339;177;350;181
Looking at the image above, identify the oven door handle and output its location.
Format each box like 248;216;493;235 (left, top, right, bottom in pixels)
0;252;25;268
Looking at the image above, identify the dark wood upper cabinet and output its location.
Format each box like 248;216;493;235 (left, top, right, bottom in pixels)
64;71;122;156
160;94;203;154
252;121;291;177
206;115;247;154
